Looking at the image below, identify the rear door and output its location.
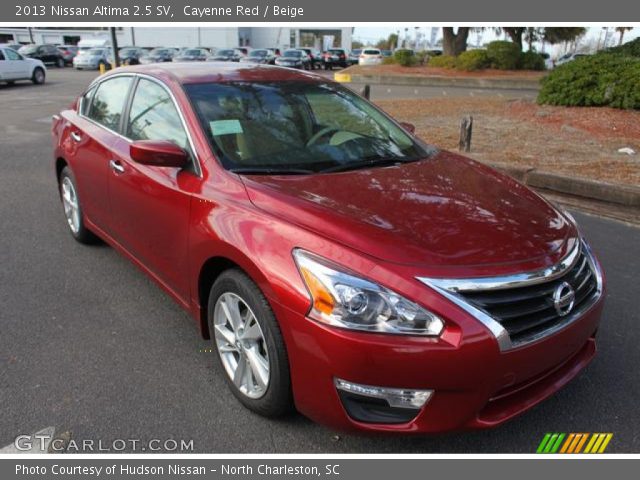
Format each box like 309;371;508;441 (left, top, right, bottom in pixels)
62;75;134;233
107;76;199;301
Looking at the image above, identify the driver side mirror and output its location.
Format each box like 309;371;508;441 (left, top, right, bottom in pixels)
399;122;416;134
130;140;189;168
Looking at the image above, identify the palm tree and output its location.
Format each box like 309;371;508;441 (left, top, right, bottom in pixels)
615;27;633;46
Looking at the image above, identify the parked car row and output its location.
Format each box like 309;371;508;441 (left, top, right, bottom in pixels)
2;42;361;73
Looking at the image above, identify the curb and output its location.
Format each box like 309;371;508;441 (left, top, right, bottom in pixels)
487;162;640;207
336;72;541;91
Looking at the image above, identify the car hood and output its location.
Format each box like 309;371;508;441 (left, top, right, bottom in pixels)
241;151;577;269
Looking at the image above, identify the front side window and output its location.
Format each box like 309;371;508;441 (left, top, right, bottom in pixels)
0;50;5;61
5;49;21;61
126;78;188;151
187;81;431;173
80;86;95;116
87;76;133;131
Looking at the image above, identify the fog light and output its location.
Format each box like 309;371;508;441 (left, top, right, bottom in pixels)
335;378;433;409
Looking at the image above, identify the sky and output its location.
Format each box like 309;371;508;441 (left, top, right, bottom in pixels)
352;26;640;56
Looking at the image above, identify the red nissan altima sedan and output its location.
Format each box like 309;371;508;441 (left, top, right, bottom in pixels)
52;63;605;433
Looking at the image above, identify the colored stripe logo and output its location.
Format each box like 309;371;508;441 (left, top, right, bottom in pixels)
537;433;613;453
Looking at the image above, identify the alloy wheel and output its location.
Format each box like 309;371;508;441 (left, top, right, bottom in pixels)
61;176;80;234
213;292;270;399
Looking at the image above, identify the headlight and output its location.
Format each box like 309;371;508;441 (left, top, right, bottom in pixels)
293;249;444;336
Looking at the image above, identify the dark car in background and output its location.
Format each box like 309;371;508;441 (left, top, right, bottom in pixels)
0;43;23;51
239;49;276;65
266;47;282;56
140;47;177;64
322;48;348;69
173;48;210;62
275;49;311;69
19;44;65;68
117;47;148;66
57;45;79;65
208;48;244;62
299;48;323;69
348;49;362;65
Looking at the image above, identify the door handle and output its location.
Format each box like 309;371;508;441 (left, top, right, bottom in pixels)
109;159;125;174
70;131;82;142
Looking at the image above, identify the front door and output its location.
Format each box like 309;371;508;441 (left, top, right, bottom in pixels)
107;77;199;301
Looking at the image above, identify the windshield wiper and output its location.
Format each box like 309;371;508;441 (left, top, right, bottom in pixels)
320;157;413;174
229;167;315;175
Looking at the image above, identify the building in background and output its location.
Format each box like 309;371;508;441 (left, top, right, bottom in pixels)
0;27;352;50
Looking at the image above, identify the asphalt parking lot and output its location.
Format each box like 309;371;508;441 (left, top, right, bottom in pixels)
1;68;639;453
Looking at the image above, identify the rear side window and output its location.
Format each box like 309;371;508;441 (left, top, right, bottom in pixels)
88;76;133;132
0;50;4;61
126;78;188;150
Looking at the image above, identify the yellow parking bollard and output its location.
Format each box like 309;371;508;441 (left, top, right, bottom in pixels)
99;63;106;75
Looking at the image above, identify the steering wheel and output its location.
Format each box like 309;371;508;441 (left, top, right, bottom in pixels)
306;126;340;147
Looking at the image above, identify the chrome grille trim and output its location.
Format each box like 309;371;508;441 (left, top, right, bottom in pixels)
422;239;581;293
418;240;603;351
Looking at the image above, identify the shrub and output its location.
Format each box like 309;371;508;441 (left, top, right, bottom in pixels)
538;53;640;109
486;40;522;70
393;49;416;67
415;50;429;66
382;56;396;65
428;55;457;68
606;37;640;57
520;51;546;71
456;49;490;71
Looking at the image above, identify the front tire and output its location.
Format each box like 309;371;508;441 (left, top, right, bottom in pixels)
31;68;45;85
59;166;97;244
208;269;292;417
57;57;65;68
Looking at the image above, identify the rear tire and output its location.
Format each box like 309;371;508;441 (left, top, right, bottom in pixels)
59;166;97;244
208;269;292;417
57;58;65;68
31;68;45;85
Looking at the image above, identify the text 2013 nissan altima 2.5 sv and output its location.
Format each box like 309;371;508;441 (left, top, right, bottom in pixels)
52;64;605;434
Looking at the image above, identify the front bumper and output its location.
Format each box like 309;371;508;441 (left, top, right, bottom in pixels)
271;282;604;434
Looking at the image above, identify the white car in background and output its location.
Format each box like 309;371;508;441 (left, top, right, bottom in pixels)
0;46;46;85
555;52;590;67
358;48;383;66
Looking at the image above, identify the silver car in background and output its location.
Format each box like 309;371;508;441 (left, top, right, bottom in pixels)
73;48;111;70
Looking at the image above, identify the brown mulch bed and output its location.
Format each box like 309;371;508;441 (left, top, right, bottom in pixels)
345;64;546;80
375;97;640;187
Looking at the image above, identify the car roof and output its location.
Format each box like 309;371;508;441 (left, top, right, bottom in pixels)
102;63;327;85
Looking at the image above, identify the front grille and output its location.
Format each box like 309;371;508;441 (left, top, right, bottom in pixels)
461;248;599;345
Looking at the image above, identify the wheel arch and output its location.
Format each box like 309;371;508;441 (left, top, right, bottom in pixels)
196;250;277;340
55;157;68;184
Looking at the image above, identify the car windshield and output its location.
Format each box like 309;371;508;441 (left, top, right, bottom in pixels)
283;50;302;57
150;48;169;55
218;49;235;56
88;49;105;55
364;50;380;55
351;49;362;55
186;81;432;174
120;48;137;55
250;50;268;57
184;49;201;56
